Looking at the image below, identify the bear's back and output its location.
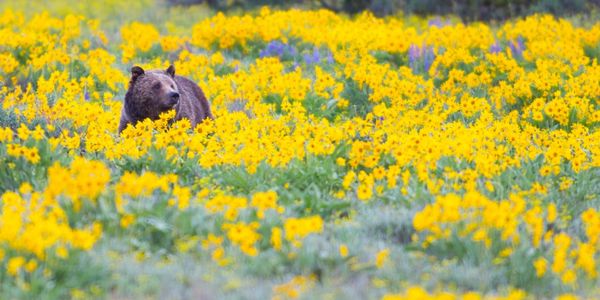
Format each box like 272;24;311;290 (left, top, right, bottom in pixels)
174;76;213;125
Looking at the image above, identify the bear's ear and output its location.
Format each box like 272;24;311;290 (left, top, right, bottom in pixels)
131;66;145;82
166;65;175;78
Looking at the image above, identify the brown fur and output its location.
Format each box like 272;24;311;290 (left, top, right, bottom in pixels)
118;65;213;133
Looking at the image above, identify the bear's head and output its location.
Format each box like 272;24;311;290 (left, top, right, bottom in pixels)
125;65;180;122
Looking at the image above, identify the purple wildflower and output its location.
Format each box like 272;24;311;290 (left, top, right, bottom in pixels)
259;40;297;59
408;44;435;74
428;18;443;28
408;44;419;70
303;53;312;64
326;52;334;64
304;48;322;65
508;36;525;58
517;36;525;50
313;48;320;63
490;42;502;54
423;47;435;73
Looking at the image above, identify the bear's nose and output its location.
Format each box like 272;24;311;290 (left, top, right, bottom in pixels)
168;92;180;105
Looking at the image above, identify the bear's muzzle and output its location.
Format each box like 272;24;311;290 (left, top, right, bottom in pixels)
168;92;180;106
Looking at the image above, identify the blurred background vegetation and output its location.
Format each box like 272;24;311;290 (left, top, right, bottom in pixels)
3;0;600;25
170;0;600;21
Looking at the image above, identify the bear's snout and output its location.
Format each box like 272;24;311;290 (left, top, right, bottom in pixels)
168;92;180;106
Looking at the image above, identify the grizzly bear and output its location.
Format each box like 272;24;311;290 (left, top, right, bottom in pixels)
118;65;213;133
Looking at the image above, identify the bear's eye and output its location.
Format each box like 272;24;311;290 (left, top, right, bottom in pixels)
152;82;161;90
171;84;175;89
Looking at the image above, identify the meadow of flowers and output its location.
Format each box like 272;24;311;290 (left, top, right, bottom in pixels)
0;1;599;299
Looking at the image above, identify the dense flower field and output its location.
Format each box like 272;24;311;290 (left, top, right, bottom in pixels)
0;1;599;299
